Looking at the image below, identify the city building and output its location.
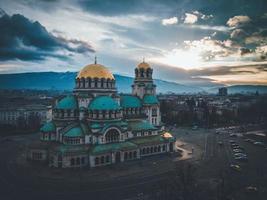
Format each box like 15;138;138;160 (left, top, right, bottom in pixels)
0;104;51;126
27;59;176;168
218;87;228;96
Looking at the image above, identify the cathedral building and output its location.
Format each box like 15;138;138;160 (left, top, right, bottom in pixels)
28;59;176;168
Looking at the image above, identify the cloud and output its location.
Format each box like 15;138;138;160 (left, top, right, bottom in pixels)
162;17;178;26
190;64;267;76
184;13;198;24
230;28;247;39
192;10;213;20
0;12;95;61
227;15;251;27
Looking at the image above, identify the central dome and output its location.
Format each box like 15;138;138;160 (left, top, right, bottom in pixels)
77;63;115;80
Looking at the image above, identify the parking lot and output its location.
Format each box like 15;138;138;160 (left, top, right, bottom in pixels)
187;126;267;200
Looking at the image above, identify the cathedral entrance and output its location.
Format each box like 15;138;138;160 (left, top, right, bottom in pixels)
115;152;121;163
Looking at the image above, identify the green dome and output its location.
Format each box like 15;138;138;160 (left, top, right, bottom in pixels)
40;121;56;132
56;95;78;110
143;95;159;105
120;95;141;108
88;96;120;111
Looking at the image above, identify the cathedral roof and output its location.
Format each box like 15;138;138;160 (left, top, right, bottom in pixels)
128;120;157;131
40;121;56;132
64;126;84;137
55;95;78;110
77;63;115;80
130;133;175;145
88;96;120;111
91;141;137;155
120;95;141;108
143;94;159;105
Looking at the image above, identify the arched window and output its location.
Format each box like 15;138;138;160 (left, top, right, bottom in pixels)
105;129;120;143
140;69;144;77
154;146;157;152
158;146;161;152
133;151;137;158
95;157;99;165
88;78;91;87
101;78;104;88
129;152;132;159
124;152;128;160
150;147;153;153
101;156;104;164
146;147;150;154
94;78;98;87
142;148;146;154
81;157;85;164
163;145;166;151
146;69;149;78
105;155;110;163
71;158;75;166
76;157;80;165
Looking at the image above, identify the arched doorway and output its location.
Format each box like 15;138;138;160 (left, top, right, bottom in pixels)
115;152;121;163
105;128;120;143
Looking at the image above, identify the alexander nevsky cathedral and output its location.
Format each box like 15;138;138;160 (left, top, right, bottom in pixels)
28;58;176;168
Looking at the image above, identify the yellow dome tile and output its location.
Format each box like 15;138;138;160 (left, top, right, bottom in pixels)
77;64;115;80
138;62;151;69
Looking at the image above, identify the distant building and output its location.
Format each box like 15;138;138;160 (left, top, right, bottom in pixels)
0;104;51;126
218;87;228;96
27;59;176;168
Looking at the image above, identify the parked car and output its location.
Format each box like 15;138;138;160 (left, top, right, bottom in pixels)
230;164;241;172
218;141;223;145
253;142;265;146
234;153;247;157
233;149;243;153
230;133;237;137
246;186;258;193
231;143;238;147
232;145;244;150
229;140;236;144
235;157;248;161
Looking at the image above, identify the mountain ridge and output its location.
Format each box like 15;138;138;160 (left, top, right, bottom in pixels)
0;71;266;94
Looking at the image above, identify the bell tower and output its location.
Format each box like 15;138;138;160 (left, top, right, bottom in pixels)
132;59;156;99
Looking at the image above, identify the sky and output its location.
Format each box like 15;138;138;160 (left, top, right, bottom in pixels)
0;0;267;87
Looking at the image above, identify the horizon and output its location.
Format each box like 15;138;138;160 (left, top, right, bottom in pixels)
0;0;267;87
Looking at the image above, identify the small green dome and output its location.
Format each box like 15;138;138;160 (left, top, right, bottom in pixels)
120;95;141;108
40;121;56;132
143;95;159;105
56;95;78;110
88;96;120;111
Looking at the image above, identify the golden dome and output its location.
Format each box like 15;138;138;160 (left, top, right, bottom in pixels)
77;63;115;80
162;132;173;138
138;61;151;69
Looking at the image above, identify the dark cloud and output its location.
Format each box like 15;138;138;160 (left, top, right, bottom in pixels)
77;0;177;17
240;48;251;55
0;12;95;61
